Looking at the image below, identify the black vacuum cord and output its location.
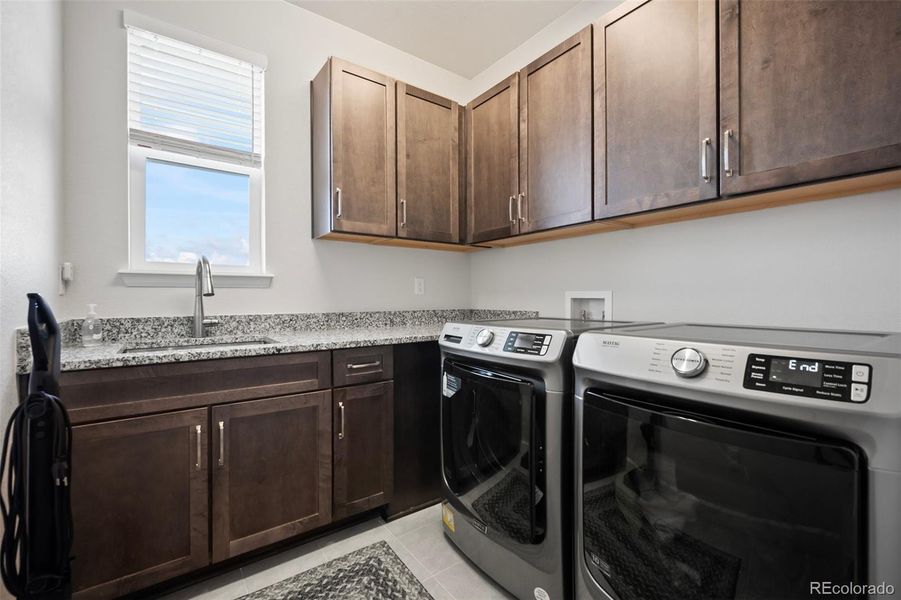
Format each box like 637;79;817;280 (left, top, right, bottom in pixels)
0;391;73;599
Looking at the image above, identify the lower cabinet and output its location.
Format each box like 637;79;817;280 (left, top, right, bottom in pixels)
333;381;394;519
211;391;333;562
70;408;209;599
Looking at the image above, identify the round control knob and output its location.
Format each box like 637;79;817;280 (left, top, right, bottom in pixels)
671;347;707;378
476;329;495;347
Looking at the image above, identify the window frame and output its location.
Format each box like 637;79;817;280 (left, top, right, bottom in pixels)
127;144;265;276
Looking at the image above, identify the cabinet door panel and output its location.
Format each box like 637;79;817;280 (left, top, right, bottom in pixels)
397;83;461;243
331;59;396;236
596;0;717;217
71;409;209;599
720;0;901;195
520;26;593;232
333;382;394;518
466;74;520;243
211;391;332;561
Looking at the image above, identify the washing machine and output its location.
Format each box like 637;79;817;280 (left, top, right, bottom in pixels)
573;323;901;600
438;318;658;600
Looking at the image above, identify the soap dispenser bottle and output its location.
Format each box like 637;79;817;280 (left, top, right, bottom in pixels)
81;303;103;347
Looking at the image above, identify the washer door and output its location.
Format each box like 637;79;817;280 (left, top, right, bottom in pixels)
580;390;864;600
441;360;546;546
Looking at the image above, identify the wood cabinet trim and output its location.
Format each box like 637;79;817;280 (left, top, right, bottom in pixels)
397;82;462;243
60;351;331;425
466;72;520;243
332;381;394;519
594;0;718;219
330;58;397;237
718;0;901;195
71;408;210;599
211;391;332;562
520;25;593;232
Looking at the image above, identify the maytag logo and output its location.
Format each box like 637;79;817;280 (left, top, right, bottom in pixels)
602;340;620;348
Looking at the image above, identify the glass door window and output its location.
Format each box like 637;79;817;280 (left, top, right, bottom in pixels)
581;390;864;600
442;361;545;546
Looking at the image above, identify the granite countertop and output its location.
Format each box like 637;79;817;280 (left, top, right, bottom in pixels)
16;309;537;373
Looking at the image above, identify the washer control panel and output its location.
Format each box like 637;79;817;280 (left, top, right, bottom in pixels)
439;322;567;363
503;331;551;355
743;354;873;403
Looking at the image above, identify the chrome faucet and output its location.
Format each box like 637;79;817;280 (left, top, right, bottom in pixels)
193;256;219;337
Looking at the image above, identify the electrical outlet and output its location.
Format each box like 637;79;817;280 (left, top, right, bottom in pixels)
414;277;425;295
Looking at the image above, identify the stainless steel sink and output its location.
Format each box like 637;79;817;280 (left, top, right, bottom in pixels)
119;337;278;354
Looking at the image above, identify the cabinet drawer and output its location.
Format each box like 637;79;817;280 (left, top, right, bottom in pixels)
332;346;394;387
60;352;331;424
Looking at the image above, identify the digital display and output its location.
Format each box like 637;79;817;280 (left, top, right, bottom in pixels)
514;334;537;349
768;358;824;387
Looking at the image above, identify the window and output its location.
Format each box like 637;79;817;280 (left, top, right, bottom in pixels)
126;22;266;277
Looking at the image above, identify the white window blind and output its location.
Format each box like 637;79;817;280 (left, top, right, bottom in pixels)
127;27;264;166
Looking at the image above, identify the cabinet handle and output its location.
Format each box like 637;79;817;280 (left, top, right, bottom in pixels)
194;425;202;471
723;130;734;177
517;193;526;223
218;420;225;467
335;187;343;218
400;199;407;227
700;137;711;182
348;361;380;370
508;196;515;223
338;401;345;440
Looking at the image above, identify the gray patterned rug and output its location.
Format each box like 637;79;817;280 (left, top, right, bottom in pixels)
239;541;433;600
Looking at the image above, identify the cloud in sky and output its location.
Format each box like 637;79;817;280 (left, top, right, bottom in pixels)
145;159;251;266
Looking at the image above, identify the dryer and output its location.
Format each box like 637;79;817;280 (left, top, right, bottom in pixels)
573;324;901;600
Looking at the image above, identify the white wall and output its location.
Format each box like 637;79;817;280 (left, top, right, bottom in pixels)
0;0;64;428
61;0;473;319
471;191;901;330
466;0;901;331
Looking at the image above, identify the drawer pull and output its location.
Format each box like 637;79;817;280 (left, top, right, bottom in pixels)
338;401;345;440
218;420;225;467
194;425;202;471
348;361;381;370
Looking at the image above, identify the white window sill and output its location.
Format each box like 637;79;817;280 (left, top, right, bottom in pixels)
118;270;273;288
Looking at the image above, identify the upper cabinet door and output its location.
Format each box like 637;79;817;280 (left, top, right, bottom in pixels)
397;83;462;243
330;59;397;236
719;0;901;195
595;0;717;218
466;74;520;243
519;26;593;233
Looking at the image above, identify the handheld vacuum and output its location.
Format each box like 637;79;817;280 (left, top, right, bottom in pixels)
1;294;73;599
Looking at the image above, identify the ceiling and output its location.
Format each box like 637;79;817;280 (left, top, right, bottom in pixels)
290;1;580;78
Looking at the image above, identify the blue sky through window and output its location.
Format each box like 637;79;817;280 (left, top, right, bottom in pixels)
145;159;251;266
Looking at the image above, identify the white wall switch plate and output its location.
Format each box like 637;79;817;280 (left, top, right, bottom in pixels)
414;277;425;295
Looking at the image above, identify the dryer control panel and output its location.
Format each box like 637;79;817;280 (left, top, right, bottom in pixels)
743;354;872;403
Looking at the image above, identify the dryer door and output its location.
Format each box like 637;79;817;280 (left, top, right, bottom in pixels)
580;390;864;600
441;360;546;546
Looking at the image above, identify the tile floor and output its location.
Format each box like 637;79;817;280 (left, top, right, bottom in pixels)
160;503;514;600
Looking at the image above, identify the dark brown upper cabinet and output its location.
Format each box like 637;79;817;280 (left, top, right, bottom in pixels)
594;0;718;218
312;58;397;238
719;0;901;195
211;392;332;562
397;83;463;243
519;26;593;232
70;409;209;599
466;74;520;243
333;381;394;519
